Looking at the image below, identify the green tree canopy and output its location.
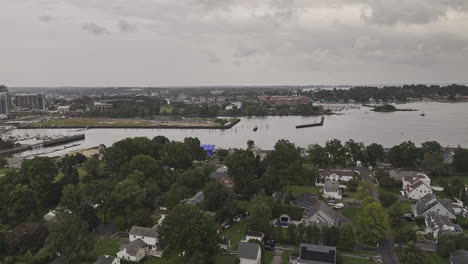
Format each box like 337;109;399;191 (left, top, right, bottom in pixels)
355;201;390;246
159;204;218;258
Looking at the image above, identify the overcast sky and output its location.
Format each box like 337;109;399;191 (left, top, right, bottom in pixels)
1;0;468;87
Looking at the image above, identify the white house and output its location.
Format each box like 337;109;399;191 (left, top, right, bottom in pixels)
242;231;264;243
116;226;160;262
95;255;120;264
404;180;433;200
425;211;463;239
320;169;358;182
413;193;456;219
116;239;146;262
322;180;342;200
402;173;431;189
237;242;261;264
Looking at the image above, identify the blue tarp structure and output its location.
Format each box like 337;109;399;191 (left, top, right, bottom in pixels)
201;144;215;156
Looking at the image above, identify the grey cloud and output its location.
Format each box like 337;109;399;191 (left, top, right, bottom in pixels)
360;0;468;25
119;20;137;33
82;22;110;36
201;50;221;63
234;46;260;58
39;15;52;23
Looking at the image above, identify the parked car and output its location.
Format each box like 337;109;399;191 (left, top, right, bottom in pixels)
333;203;344;209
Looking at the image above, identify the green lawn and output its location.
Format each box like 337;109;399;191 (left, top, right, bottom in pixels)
423;252;447;264
444;175;468;185
281;250;299;264
435;191;451;199
92;238;120;259
391;220;420;235
342;256;374;264
221;221;248;250
262;251;274;264
213;255;236;264
0;168;15;177
340;249;379;257
289;185;321;197
143;256;184;264
377;187;402;196
340;207;360;220
400;201;414;214
342;191;361;200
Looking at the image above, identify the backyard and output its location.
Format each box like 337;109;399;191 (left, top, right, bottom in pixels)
288;185;321;197
220;221;248;250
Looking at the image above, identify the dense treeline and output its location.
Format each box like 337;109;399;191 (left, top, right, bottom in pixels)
310;84;468;102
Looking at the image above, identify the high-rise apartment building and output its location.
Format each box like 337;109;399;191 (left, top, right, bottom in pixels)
14;93;46;110
0;85;11;117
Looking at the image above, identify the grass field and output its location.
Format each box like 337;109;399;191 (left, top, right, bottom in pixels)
281;250;299;264
444;175;468;185
340;207;360;220
340;249;379;257
0;168;14;177
262;251;274;264
221;221;248;250
342;256;374;264
288;185;321;197
399;201;414;214
36;117;238;128
423;252;447;264
213;255;236;264
143;256;184;264
92;238;120;259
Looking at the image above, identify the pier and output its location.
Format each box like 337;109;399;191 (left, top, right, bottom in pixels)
296;116;325;129
0;134;85;156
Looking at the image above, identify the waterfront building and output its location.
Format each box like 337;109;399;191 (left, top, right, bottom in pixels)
0;85;12;118
14;93;46;110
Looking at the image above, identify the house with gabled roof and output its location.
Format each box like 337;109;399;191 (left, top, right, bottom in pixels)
404;179;433;200
209;166;235;188
413;193;456;220
320;169;358;182
425;211;462;239
450;249;468;264
117;226;161;261
303;201;346;228
237;242;261;264
290;243;336;264
322;180;342;200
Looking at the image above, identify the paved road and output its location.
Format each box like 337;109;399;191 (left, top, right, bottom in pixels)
360;166;398;264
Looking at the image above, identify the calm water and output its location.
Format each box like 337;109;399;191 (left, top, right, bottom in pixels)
5;102;468;158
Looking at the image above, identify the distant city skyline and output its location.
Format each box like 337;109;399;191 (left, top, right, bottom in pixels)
1;0;468;86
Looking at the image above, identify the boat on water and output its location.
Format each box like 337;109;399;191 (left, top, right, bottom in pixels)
420;112;426;116
253;126;258;132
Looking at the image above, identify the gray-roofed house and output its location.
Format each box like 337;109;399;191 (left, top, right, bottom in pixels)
209;166;234;188
95;255;120;264
291;243;336;264
320;169;358;182
116;226;161;261
292;193;318;216
450;249;468;264
303;201;346;228
412;193;456;220
322;180;342;200
237;242;261;264
186;191;205;205
425;211;462;240
116;239;146;262
217;237;231;252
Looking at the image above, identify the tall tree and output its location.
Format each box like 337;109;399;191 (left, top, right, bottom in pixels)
355;201;390;246
5;222;48;255
247;196;273;234
422;152;447;177
366;143;386;165
183;137;206;161
388;141;420;168
159;205;218;258
453;148;468;173
45;212;94;264
110;179;147;227
337;223;355;249
21;156;58;206
225;149;259;195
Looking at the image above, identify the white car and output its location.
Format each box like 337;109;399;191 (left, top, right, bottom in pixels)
333;203;344;209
